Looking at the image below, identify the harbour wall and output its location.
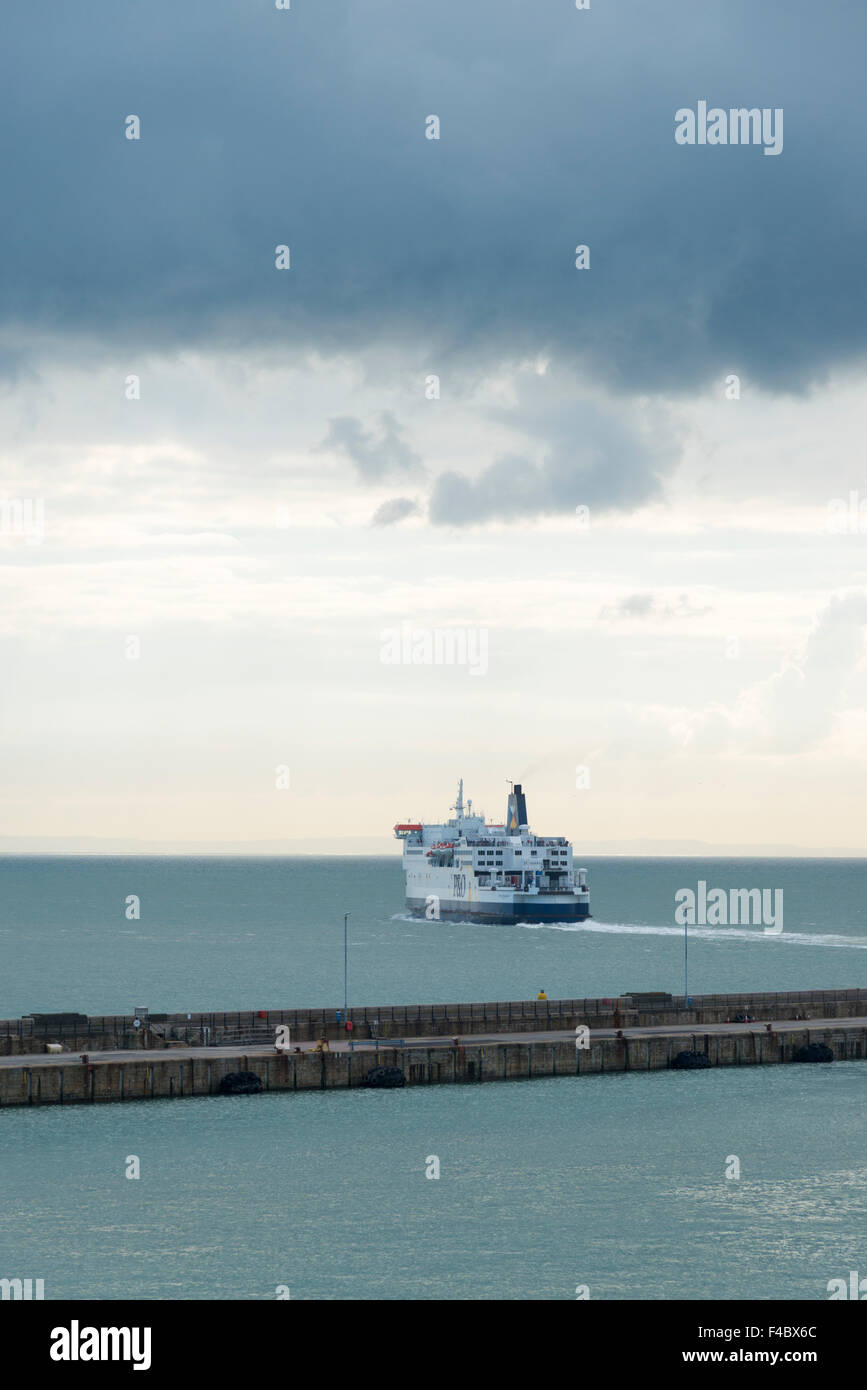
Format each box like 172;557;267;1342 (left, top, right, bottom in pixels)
0;1023;864;1109
1;988;865;1056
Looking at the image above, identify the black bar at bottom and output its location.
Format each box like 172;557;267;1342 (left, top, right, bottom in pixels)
6;1298;863;1376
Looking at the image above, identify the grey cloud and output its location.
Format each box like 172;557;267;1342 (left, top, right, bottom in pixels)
428;392;671;523
601;593;714;620
370;497;420;526
684;592;867;755
606;594;657;619
318;412;422;480
758;592;867;750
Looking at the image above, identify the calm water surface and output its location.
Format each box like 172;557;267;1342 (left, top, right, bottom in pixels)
0;856;864;1300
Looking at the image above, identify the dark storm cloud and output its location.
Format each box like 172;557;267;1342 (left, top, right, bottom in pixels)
0;0;864;391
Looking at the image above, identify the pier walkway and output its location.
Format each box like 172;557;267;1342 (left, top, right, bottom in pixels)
1;1014;863;1070
0;1012;864;1108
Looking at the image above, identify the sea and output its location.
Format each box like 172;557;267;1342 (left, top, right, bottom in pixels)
0;855;864;1300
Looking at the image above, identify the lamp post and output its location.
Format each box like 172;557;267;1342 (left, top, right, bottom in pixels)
684;918;688;1009
344;913;349;1019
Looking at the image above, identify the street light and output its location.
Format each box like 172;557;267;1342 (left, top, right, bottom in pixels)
344;912;349;1019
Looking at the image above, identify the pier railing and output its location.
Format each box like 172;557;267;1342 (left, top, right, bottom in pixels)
1;988;866;1052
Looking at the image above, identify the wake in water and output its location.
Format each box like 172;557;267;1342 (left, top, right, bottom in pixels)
390;912;867;948
520;920;867;949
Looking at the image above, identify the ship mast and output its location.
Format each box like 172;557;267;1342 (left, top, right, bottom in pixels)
452;778;464;820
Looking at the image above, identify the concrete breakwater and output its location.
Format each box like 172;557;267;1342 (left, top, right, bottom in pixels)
0;1019;865;1109
1;988;864;1056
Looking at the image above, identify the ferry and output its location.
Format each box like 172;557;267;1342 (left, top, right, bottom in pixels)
394;780;589;923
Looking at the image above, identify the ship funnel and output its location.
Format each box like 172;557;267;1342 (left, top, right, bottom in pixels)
506;782;528;832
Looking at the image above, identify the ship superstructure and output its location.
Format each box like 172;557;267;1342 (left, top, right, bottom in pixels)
394;780;589;923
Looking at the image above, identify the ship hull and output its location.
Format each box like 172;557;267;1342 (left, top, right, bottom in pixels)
406;895;590;924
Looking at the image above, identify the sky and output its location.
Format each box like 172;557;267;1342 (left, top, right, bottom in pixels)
1;0;867;853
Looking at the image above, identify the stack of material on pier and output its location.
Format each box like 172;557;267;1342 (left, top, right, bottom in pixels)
30;1013;89;1032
